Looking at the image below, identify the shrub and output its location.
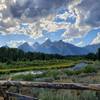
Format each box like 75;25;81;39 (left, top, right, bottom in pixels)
83;66;97;73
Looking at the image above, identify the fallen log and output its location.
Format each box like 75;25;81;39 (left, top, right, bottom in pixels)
6;92;38;100
0;81;100;91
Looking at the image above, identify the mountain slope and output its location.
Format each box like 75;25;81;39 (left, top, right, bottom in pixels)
84;43;100;53
18;42;33;52
17;40;100;55
32;39;89;55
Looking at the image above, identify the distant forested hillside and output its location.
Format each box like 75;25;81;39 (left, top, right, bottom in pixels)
0;47;100;63
0;47;65;62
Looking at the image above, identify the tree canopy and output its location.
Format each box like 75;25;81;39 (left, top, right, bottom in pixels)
0;47;65;63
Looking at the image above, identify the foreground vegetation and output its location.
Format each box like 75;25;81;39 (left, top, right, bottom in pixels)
10;61;99;82
0;47;100;100
0;59;78;74
7;61;100;100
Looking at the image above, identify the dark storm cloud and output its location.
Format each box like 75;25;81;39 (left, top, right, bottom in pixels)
77;0;100;27
10;0;71;18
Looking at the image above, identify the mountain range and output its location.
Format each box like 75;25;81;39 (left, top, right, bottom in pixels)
15;39;100;56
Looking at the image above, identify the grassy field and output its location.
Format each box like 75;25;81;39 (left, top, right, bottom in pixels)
0;59;100;100
0;59;79;74
10;61;99;82
6;60;100;100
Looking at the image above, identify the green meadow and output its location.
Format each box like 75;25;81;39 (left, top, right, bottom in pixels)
0;59;77;74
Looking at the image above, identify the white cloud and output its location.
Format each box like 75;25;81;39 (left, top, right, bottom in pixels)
6;40;26;48
56;11;69;20
0;4;7;11
91;33;100;45
63;38;74;43
0;0;99;46
75;41;84;47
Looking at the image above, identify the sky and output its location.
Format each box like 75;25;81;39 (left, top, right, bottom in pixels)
0;0;100;47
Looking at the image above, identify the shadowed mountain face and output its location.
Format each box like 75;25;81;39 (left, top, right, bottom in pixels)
36;39;88;55
18;42;33;52
85;43;100;53
1;45;9;48
17;39;100;55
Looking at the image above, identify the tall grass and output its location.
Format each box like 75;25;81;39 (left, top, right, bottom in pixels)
0;59;77;74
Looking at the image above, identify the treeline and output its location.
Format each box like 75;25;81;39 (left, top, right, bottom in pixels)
0;47;65;63
85;48;100;61
65;48;100;61
0;47;100;63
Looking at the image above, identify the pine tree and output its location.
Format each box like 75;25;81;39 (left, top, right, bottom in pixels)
97;48;100;61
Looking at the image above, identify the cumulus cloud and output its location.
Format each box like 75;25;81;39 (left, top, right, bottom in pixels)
0;0;100;45
6;40;26;48
91;33;100;45
2;0;72;19
0;0;73;37
76;0;100;27
60;0;100;43
75;41;84;47
10;0;70;18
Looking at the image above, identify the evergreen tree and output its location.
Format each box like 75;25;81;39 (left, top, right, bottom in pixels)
97;48;100;61
0;47;65;63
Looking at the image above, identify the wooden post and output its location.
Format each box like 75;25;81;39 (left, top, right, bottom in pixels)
0;85;7;100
